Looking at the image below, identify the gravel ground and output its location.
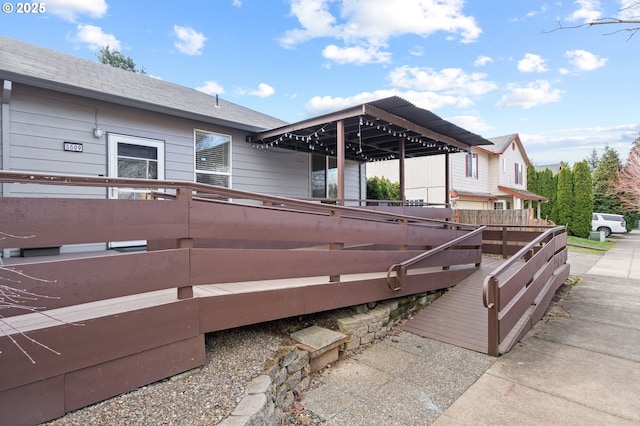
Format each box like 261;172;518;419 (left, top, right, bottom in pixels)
45;310;352;426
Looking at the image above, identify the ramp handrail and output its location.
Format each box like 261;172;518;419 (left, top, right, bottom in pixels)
482;225;566;309
387;225;485;291
482;225;568;356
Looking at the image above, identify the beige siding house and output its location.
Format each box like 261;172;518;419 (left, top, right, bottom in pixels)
367;133;546;210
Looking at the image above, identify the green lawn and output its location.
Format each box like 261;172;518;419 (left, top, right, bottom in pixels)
567;235;615;253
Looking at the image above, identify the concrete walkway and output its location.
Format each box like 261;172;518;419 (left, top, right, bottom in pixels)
299;230;640;425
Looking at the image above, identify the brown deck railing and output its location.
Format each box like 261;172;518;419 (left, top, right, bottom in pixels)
0;171;487;424
0;171;483;312
482;225;569;356
0;170;569;424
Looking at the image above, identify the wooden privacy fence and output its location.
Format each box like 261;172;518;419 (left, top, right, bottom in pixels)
482;226;569;356
0;171;484;425
455;208;551;226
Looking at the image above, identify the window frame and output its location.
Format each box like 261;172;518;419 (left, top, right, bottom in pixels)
194;129;232;188
311;153;338;199
514;162;524;185
466;151;478;179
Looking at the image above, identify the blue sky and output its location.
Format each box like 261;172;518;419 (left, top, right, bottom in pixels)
2;0;638;166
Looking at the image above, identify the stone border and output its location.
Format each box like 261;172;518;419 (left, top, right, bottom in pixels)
219;290;444;425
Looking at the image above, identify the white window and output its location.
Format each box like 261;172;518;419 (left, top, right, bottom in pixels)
514;162;524;185
494;201;504;210
195;130;231;187
466;152;478;178
311;154;337;198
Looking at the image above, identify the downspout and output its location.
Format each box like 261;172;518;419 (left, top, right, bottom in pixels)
1;80;11;260
1;80;11;197
358;162;363;206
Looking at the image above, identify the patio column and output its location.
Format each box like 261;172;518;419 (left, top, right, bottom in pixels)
537;200;541;219
337;119;345;205
445;152;450;206
399;137;405;204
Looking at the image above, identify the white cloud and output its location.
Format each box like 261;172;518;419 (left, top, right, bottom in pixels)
522;123;639;165
565;49;607;71
567;0;602;23
496;80;562;109
247;83;275;98
525;5;550;18
47;0;108;22
196;81;225;95
388;66;497;97
617;0;640;20
446;115;493;133
474;55;492;67
322;44;391;64
305;91;396;115
517;53;548;73
304;89;466;116
409;45;424;57
71;24;120;50
232;0;242;6
305;65;500;116
173;25;207;55
280;0;482;64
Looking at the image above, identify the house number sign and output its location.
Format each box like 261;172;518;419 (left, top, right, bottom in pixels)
63;142;83;152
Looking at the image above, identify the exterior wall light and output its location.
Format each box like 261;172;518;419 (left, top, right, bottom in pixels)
93;126;103;138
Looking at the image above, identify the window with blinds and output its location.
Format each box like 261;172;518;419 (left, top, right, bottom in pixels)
195;130;231;187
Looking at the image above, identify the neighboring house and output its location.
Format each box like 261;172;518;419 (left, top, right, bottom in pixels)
367;133;547;212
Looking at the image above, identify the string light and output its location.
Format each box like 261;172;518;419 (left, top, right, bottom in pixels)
251;116;465;159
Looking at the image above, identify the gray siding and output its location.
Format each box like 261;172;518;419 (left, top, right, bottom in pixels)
3;83;368;254
7;84;364;202
233;144;310;198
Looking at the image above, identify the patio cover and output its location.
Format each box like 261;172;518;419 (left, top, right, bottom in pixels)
247;96;493;162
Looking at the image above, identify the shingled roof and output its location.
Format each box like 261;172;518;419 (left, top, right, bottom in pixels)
0;36;287;132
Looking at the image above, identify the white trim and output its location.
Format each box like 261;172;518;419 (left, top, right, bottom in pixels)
107;134;165;182
107;134;165;248
193;128;232;188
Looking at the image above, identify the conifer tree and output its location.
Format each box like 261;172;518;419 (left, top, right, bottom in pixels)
592;146;622;214
539;168;555;221
571;161;593;237
526;164;540;210
556;165;573;230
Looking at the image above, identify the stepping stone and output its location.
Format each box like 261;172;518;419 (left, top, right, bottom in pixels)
290;325;349;372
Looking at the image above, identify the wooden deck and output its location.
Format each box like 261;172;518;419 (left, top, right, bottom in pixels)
0;172;569;425
402;256;519;354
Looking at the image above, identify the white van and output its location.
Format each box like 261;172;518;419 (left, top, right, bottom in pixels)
592;213;627;237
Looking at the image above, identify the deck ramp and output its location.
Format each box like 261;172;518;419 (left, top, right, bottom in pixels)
402;256;508;354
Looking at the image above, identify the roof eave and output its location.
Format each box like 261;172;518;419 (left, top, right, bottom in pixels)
1;72;269;133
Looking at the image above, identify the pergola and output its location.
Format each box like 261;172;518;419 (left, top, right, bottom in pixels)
247;96;493;205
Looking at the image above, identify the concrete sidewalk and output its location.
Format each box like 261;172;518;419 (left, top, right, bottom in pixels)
435;230;640;425
299;231;640;425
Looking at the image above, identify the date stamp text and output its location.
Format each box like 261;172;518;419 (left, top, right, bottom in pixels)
2;2;46;14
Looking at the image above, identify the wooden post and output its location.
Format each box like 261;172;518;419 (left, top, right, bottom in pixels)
329;242;344;282
445;152;450;207
176;187;193;299
336;119;345;205
501;226;508;259
487;276;500;356
399;137;405;205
